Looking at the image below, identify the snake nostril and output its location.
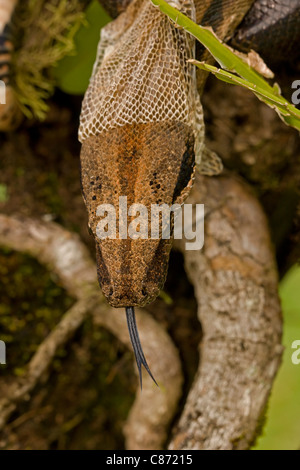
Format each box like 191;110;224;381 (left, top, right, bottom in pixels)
109;287;113;296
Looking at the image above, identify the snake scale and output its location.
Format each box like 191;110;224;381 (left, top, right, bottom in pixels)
1;0;300;386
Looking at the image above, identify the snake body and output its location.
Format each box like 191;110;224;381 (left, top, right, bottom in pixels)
79;0;257;383
232;0;300;64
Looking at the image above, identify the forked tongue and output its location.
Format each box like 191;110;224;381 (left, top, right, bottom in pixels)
125;306;158;389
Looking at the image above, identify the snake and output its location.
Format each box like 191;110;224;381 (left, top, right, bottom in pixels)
1;0;300;386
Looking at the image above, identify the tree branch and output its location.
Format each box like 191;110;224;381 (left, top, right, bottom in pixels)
0;214;183;448
170;172;283;450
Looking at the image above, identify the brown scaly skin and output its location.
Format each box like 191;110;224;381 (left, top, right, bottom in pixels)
80;121;195;307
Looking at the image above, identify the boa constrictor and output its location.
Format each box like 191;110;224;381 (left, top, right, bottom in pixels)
1;0;299;386
79;0;300;385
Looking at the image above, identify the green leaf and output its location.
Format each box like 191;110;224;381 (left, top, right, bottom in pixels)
150;0;300;131
193;61;300;130
54;0;111;95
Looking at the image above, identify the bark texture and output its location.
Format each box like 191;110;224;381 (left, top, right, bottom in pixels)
170;173;283;450
0;214;183;449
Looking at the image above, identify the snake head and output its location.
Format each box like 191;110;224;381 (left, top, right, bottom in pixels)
80;120;195;307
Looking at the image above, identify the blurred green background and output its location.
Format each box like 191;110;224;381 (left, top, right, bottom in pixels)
55;0;110;94
254;265;300;450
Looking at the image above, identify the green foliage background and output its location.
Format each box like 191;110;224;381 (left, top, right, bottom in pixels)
55;0;110;94
254;266;300;450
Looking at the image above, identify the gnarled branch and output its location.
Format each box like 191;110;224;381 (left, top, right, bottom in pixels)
0;214;183;449
170;173;283;450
